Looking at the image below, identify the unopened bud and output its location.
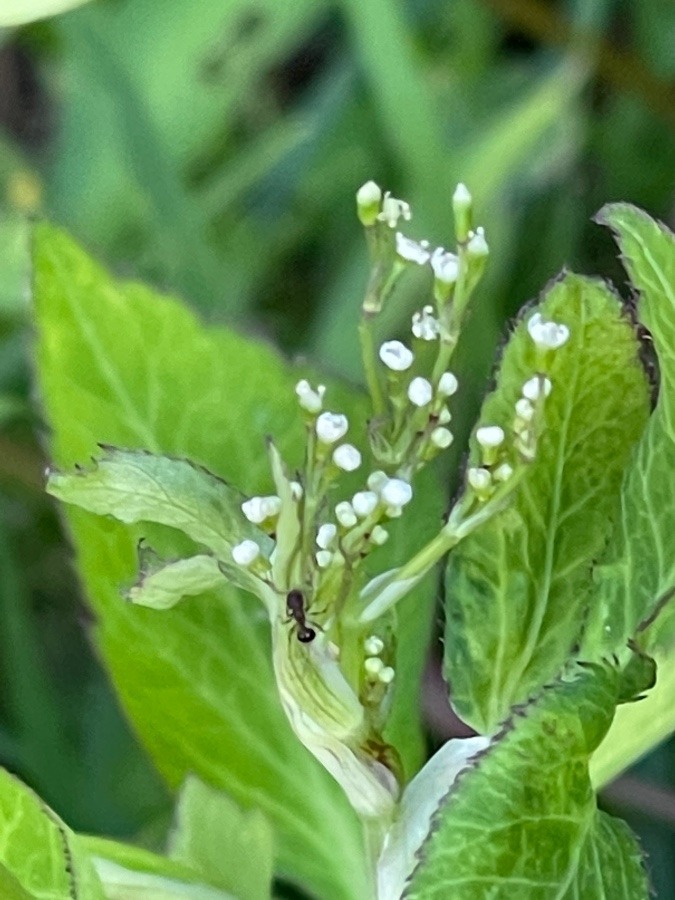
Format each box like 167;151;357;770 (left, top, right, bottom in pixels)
356;180;382;226
452;182;473;242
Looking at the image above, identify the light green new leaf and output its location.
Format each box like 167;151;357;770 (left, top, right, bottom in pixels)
0;0;92;25
168;775;273;900
444;273;649;733
406;665;648;899
583;205;675;655
126;552;227;611
0;768;104;898
83;836;235;900
47;446;271;562
0;867;31;900
33;222;369;900
582;207;675;785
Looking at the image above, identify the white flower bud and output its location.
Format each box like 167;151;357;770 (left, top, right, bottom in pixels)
316;523;337;550
365;656;384;676
364;635;385;656
453;183;473;241
379;340;414;371
438;371;459;396
367;470;388;493
438;407;452;425
431;427;453;449
316;411;349;444
241;495;281;524
476;425;505;449
378;192;412;228
357;180;382;207
295;379;325;414
515;398;534;421
411;305;439;341
493;462;514;483
396;232;431;265
452;182;472;210
381;478;413;508
335;501;358;528
356;181;382;227
408;376;433;407
370;525;389;546
316;549;333;569
379;666;395;684
468;467;492;493
333;443;362;472
522;376;552;402
467;226;489;257
232;540;260;567
430;247;459;285
353;491;379;518
241;496;264;523
527;312;570;351
260;496;282;518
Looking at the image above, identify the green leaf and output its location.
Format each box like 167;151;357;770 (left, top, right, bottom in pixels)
0;867;31;900
583;205;675;655
444;272;650;732
582;206;675;785
0;767;104;898
126;550;228;611
47;446;271;562
81;835;236;900
590;645;675;787
168;775;273;900
406;665;649;899
0;0;92;25
33;221;369;900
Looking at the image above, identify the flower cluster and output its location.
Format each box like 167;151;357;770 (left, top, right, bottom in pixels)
227;179;572;826
465;310;570;502
354;180;490;474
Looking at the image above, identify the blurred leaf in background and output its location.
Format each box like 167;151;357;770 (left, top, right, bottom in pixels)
0;0;672;894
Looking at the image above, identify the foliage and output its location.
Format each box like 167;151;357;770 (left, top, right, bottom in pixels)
0;0;673;896
27;196;674;897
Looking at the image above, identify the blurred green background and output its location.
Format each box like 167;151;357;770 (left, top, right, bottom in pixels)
0;0;673;895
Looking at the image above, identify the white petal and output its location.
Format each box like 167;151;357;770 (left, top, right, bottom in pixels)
379;340;414;371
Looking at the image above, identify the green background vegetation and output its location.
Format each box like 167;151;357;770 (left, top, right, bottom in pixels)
0;0;673;895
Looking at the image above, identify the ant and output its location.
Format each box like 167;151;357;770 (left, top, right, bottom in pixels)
286;589;316;643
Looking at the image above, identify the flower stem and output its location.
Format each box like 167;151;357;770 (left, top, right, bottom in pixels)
359;313;386;417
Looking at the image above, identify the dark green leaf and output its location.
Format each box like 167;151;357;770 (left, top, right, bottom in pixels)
583;206;675;785
583;204;675;654
406;665;648;899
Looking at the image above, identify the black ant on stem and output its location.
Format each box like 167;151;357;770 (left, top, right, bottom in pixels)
286;589;317;643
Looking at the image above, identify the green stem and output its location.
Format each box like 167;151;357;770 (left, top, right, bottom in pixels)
359;314;386;417
359;474;526;623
